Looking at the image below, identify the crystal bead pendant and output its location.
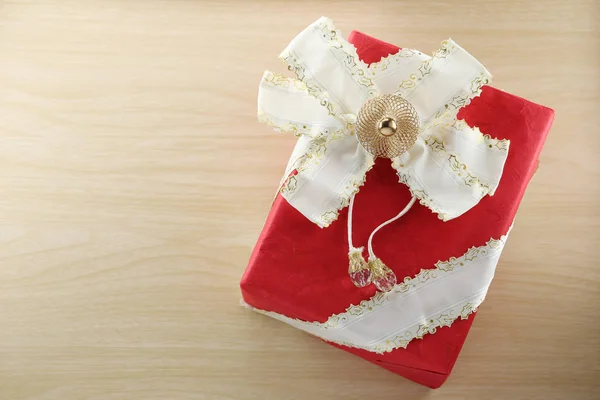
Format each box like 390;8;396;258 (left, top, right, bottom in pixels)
368;258;397;292
348;249;372;288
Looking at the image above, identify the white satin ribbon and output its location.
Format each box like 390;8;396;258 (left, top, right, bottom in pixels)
257;17;510;228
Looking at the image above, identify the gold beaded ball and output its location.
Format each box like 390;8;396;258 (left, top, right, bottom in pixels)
356;94;420;159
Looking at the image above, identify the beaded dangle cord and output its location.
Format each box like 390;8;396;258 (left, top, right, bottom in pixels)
347;194;416;292
347;93;420;292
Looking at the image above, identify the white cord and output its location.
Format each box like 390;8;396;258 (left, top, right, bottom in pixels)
367;196;417;259
347;193;357;251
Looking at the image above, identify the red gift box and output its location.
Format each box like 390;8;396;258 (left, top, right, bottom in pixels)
241;30;554;388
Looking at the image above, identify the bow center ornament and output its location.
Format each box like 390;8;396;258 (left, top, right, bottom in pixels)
257;16;510;293
356;94;420;159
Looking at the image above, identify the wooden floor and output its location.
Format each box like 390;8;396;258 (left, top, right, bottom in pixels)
1;1;598;399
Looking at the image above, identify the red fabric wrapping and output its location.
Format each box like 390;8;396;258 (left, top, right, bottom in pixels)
241;30;555;388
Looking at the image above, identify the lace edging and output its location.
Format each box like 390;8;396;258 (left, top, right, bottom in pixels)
368;293;485;353
392;160;451;221
426;118;511;196
424;136;491;196
272;126;374;228
258;71;347;138
431;71;490;122
393;147;490;222
260;70;308;93
280;47;345;118
258;108;345;138
395;39;458;93
395;39;492;131
451;119;510;152
388;43;506;216
315;17;377;93
315;154;375;228
369;48;427;72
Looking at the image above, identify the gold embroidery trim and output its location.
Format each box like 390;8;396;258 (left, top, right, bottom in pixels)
369;48;427;73
450;119;510;151
392;161;450;221
280;48;343;117
258;73;372;228
422;115;510;197
317;150;375;228
259;104;371;227
261;70;308;92
257;108;344;139
396;39;456;91
314;17;377;93
280;17;377;117
425;137;491;195
434;72;490;121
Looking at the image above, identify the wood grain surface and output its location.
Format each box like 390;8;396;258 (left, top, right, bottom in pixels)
1;1;599;399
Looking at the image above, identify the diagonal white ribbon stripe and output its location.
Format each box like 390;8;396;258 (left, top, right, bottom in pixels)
245;232;509;353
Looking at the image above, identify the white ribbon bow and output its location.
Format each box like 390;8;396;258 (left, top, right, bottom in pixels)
258;17;510;228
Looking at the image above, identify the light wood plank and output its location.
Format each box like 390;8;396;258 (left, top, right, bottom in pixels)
0;1;598;399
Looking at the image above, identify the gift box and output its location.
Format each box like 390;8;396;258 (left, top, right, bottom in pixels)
241;17;554;388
